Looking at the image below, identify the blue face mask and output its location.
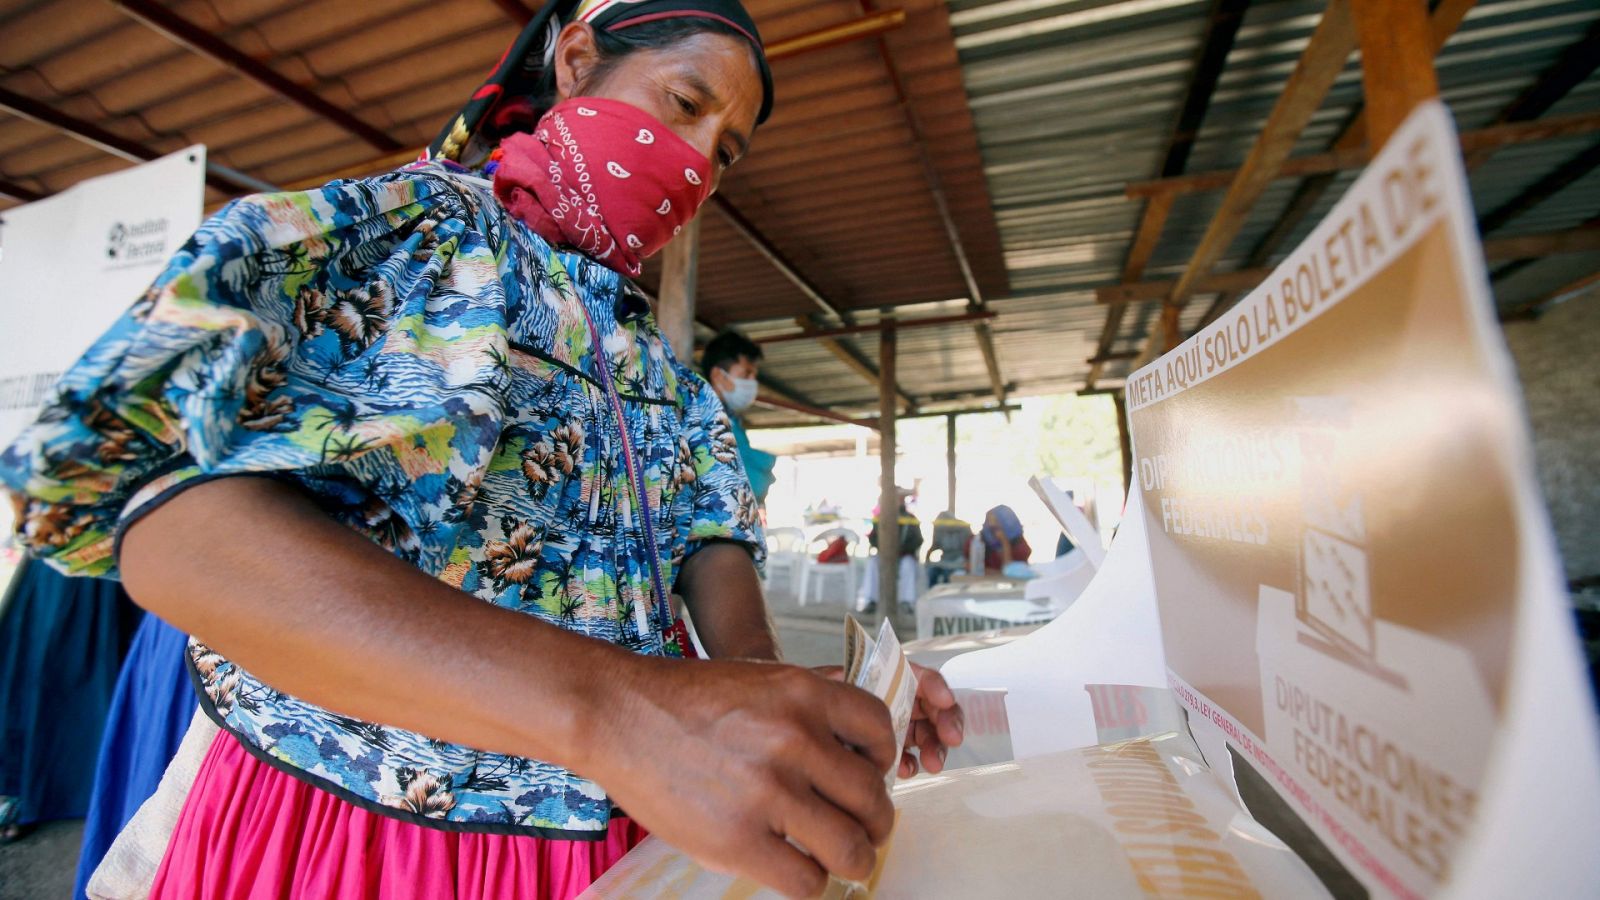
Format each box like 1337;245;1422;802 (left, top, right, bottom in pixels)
721;374;759;413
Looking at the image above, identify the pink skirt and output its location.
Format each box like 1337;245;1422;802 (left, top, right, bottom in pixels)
149;731;647;900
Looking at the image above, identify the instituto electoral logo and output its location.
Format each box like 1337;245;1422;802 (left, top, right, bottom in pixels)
105;217;169;265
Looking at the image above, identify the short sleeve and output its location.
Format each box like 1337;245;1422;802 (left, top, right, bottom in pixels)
677;372;765;571
0;171;513;578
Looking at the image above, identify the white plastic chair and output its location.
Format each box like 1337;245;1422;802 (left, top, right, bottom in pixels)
856;555;924;612
762;527;807;599
797;527;860;607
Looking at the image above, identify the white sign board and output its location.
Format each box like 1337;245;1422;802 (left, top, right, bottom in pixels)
0;146;207;446
1124;102;1600;899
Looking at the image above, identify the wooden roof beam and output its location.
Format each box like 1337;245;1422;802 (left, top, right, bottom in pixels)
1464;17;1600;170
1195;0;1473;331
1085;0;1249;389
110;0;402;154
710;197;847;322
490;0;535;26
1087;190;1174;388
1099;225;1600;304
1140;0;1358;361
858;0;1004;405
1350;0;1441;149
485;5;908;60
755;373;881;431
755;310;994;344
0;177;43;204
1499;269;1600;322
754;393;879;429
1124;112;1600;198
0;86;264;195
1477;141;1600;236
769;10;907;61
794;317;916;412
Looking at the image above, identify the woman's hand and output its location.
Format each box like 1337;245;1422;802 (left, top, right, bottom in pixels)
898;663;964;777
591;659;898;899
811;663;965;779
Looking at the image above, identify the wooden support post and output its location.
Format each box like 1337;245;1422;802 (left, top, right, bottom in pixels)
877;325;900;629
657;218;700;361
945;413;958;516
1113;392;1133;498
1350;0;1440;150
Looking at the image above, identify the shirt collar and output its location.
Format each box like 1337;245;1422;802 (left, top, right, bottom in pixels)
615;284;652;323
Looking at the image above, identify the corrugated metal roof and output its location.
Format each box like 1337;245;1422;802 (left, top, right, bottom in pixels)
886;0;1600;407
3;0;1596;429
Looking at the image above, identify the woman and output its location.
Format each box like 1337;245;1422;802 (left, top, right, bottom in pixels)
982;505;1032;575
0;2;962;897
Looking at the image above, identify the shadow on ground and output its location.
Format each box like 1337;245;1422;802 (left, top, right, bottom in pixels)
0;819;82;900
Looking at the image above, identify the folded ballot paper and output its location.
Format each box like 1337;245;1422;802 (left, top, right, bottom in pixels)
584;617;916;899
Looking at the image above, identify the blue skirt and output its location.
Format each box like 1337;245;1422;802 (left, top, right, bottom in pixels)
72;612;196;899
0;560;138;826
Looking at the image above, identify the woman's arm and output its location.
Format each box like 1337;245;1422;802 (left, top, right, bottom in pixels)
676;541;781;661
122;476;894;898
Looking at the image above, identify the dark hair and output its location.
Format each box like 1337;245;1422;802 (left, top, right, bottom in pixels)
531;17;757;118
701;330;763;379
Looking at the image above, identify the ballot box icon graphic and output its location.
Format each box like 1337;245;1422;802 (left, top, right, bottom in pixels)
1291;397;1390;673
1298;527;1374;659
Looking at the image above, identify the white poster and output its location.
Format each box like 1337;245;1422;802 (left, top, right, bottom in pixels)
0;146;207;445
0;146;206;547
1125;102;1600;899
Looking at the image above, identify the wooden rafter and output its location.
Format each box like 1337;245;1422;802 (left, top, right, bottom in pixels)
756;310;994;344
0;177;43;204
1196;0;1473;330
859;0;1006;405
489;0;534;26
1084;0;1249;389
1099;226;1600;304
754;394;878;430
1500;269;1600;322
711;199;846;322
1139;0;1359;361
1349;0;1440;148
111;0;402;153
1477;142;1600;236
1124;112;1600;198
793;317;916;412
1463;17;1600;171
0;86;260;195
769;9;906;61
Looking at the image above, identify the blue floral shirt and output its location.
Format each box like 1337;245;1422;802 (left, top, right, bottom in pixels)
0;164;763;837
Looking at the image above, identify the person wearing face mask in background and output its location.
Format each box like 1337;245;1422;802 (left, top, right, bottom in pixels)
700;331;776;506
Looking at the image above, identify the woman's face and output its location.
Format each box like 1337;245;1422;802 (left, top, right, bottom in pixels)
554;24;763;190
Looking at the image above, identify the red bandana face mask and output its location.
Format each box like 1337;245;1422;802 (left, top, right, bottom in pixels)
491;97;714;277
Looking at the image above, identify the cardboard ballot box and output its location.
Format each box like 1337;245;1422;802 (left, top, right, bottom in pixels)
584;102;1600;900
